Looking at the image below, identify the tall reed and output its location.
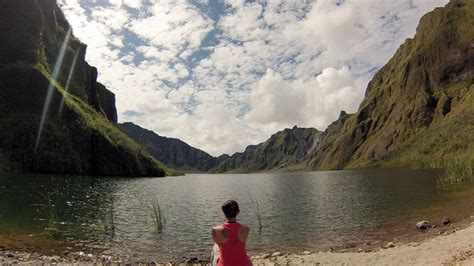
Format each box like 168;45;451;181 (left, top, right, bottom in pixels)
434;159;474;187
104;198;115;232
150;195;165;233
32;193;59;235
251;196;263;233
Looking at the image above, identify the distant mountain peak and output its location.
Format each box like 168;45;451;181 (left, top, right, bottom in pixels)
119;122;218;172
212;127;322;173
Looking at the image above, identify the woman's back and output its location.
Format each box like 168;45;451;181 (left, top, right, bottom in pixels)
212;200;252;266
217;222;251;266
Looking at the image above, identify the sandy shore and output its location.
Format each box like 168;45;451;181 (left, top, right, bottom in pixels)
1;221;474;265
252;222;474;265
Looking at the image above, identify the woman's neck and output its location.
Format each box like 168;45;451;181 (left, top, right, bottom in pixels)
226;218;237;223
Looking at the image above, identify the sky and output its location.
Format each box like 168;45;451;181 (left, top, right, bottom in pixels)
57;0;448;156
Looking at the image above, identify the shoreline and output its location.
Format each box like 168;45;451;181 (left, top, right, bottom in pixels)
2;181;474;264
1;215;474;265
252;219;474;265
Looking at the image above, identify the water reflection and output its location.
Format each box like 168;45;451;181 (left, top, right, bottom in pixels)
0;172;117;242
0;169;473;261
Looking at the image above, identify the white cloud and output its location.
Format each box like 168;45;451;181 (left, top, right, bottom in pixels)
128;2;213;54
123;0;142;9
57;0;449;156
90;7;129;31
245;67;365;134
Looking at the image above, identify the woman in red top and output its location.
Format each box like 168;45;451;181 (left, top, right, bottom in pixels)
212;200;252;266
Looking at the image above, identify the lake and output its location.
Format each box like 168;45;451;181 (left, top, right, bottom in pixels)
1;169;474;262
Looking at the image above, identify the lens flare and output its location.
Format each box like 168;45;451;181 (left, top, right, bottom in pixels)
58;49;79;116
35;28;72;151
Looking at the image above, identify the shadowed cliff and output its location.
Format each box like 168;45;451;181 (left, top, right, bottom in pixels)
0;0;179;176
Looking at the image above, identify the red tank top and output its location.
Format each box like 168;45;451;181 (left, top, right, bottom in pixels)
217;222;252;266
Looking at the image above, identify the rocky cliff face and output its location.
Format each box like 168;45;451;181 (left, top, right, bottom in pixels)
209;0;473;173
212;127;322;173
0;0;175;176
87;65;118;124
119;122;322;173
307;0;473;170
119;122;218;172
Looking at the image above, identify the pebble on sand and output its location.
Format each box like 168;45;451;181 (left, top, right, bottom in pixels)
442;217;451;225
416;220;431;229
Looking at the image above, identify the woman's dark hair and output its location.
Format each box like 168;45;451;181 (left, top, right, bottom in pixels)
222;200;240;219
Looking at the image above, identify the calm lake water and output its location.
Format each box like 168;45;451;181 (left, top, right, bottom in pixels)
1;169;474;261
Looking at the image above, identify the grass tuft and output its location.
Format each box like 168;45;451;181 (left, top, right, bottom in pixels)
103;197;115;233
31;193;60;237
150;195;165;233
434;159;474;186
251;195;263;233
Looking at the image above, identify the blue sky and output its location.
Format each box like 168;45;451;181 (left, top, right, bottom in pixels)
58;0;448;156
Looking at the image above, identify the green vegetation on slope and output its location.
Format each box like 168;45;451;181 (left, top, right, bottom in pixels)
373;83;474;183
212;0;473;178
36;67;181;176
306;0;473;175
0;0;180;176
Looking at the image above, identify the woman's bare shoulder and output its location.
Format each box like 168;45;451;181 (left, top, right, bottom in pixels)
212;224;224;231
239;223;250;232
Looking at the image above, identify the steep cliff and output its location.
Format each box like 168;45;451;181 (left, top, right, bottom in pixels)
307;0;473;170
119;122;218;172
208;0;473;174
0;0;177;176
212;127;322;173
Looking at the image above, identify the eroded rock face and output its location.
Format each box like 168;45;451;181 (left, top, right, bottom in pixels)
212;127;322;173
306;0;474;170
208;0;473;173
0;0;168;176
120;122;324;173
86;65;118;124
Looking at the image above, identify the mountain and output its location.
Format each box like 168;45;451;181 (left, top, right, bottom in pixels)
119;122;218;172
211;0;473;173
10;0;468;176
0;0;178;177
212;127;322;173
119;122;322;173
307;0;473;170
